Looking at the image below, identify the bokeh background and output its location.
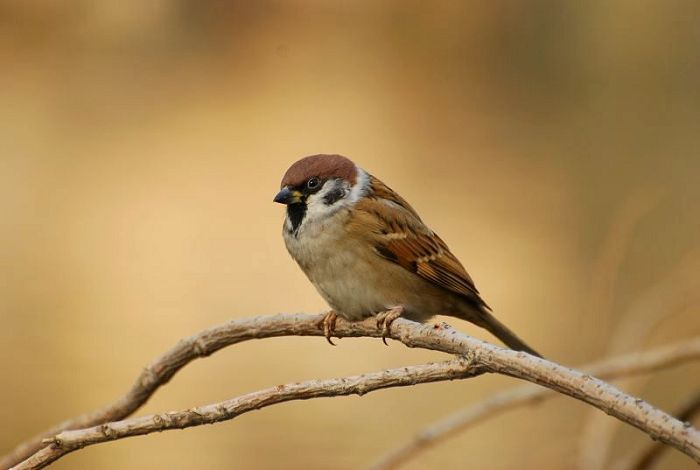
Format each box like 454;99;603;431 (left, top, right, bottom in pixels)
2;1;699;469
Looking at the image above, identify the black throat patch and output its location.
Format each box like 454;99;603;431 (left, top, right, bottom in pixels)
286;203;307;235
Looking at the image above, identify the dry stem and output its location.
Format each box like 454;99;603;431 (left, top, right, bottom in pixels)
16;358;483;470
613;391;700;470
370;337;700;470
4;314;700;470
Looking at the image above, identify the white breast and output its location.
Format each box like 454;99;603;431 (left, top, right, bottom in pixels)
283;208;390;320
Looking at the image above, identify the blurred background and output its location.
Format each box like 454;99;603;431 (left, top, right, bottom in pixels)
1;1;699;469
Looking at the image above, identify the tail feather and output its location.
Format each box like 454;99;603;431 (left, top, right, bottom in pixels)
470;308;542;358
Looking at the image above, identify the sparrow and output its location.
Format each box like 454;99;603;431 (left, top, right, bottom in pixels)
273;154;541;357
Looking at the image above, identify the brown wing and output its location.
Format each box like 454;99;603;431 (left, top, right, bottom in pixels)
350;177;487;305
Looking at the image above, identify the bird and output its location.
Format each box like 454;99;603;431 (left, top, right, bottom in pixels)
273;154;541;357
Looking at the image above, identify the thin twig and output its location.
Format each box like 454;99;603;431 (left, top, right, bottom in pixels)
15;358;483;470
6;315;700;470
580;191;661;469
2;312;332;469
370;337;700;470
613;391;700;470
579;250;700;469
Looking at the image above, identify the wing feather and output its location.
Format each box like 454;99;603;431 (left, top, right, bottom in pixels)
349;176;486;305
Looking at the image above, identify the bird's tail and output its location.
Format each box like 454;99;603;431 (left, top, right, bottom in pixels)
468;306;542;358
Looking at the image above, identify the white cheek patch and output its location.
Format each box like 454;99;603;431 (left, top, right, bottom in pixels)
290;167;371;235
349;167;369;203
305;180;344;221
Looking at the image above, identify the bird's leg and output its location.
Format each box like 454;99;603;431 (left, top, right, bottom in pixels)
316;310;339;346
376;306;404;345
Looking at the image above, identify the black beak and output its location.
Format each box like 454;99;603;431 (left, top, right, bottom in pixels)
273;187;302;205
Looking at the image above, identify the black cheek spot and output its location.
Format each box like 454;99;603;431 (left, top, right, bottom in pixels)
323;188;345;205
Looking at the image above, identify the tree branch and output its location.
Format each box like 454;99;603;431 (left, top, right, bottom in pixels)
370;337;700;470
579;250;700;468
3;313;333;469
5;314;700;470
15;358;484;470
613;390;700;470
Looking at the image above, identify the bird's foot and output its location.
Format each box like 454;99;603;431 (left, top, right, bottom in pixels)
317;310;338;346
376;306;404;345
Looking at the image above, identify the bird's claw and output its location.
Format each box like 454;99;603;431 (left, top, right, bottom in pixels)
376;306;404;345
317;310;338;345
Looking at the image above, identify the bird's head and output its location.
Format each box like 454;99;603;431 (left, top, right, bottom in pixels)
274;154;368;234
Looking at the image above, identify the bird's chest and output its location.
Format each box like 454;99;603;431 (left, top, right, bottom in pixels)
283;212;356;280
282;212;381;319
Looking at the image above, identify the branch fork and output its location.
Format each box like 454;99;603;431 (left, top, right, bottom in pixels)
3;314;699;470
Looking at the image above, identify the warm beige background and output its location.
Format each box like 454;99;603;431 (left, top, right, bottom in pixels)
1;2;699;469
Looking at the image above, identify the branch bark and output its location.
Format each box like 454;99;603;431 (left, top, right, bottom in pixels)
370;337;700;470
5;314;700;470
15;358;483;470
3;313;334;469
613;391;700;470
579;250;700;469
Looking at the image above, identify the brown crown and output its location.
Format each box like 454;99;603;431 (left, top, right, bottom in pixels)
280;154;358;188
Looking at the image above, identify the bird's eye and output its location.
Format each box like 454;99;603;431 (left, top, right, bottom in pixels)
306;177;321;190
